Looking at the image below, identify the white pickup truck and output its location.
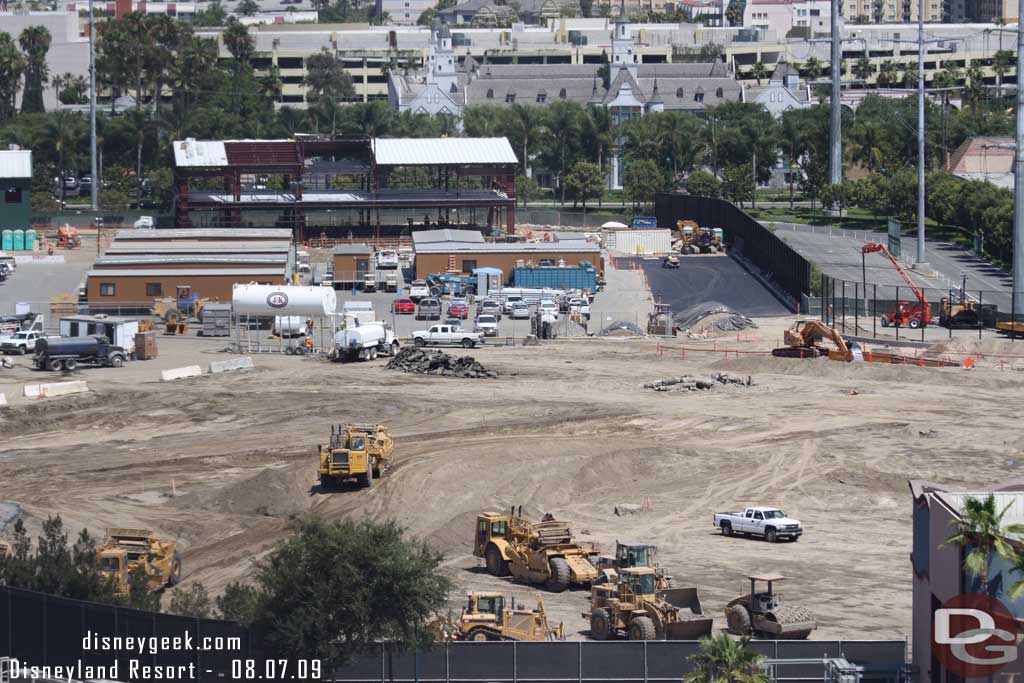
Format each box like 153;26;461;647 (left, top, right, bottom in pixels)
376;249;400;269
409;279;430;302
412;325;483;349
713;507;803;543
1;330;59;355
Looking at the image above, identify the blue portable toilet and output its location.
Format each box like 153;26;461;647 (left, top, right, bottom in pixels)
12;230;24;251
1;230;11;251
24;228;36;251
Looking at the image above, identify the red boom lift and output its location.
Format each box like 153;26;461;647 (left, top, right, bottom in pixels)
861;242;932;329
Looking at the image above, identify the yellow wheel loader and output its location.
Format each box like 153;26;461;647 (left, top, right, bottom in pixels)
318;424;394;489
442;592;566;641
584;566;713;640
96;528;182;595
473;507;599;593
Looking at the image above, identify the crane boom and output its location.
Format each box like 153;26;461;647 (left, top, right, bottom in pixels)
861;242;930;317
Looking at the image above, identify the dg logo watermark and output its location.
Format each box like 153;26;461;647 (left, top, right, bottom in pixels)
933;593;1021;678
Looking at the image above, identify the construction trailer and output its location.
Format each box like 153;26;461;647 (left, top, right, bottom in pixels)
59;315;140;355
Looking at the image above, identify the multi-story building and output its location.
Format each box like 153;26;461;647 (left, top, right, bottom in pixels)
743;0;830;37
377;0;437;24
842;0;941;23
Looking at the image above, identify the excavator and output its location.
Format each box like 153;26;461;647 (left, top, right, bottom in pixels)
861;242;932;329
773;320;851;361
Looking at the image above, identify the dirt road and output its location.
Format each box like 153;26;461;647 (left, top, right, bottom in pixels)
1;320;1018;641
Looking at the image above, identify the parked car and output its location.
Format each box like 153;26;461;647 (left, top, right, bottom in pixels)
477;299;502;321
392;297;416;314
377;249;399;269
412;324;483;349
415;298;442;321
502;295;524;314
712;507;803;543
1;330;59;355
568;297;591;320
409;280;431;302
443;317;464;328
538;299;560;320
448;302;469;319
510;302;530;319
475;314;499;337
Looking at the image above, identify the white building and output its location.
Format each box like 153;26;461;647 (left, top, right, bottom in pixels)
377;0;437;25
743;0;830;36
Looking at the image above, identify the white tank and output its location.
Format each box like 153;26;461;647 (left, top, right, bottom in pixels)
232;284;337;317
272;316;306;337
334;322;386;349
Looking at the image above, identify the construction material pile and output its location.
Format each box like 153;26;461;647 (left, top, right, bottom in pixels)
674;302;757;334
643;372;752;392
597;320;645;337
386;347;497;378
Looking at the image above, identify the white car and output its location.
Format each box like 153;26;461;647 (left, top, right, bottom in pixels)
538;299;559;320
510;302;530;319
408;279;431;302
475;314;499;337
1;330;58;355
568;296;591;319
412;324;483;348
377;249;399;269
712;507;803;543
502;295;524;314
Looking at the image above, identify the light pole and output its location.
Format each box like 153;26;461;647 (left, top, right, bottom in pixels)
89;0;98;211
1015;0;1024;314
829;0;842;186
914;6;927;270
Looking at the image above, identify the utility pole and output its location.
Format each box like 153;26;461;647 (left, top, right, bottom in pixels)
829;0;842;186
1015;0;1024;313
89;0;98;211
914;4;927;269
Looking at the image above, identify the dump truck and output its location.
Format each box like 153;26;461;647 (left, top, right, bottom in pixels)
724;574;816;639
585;567;713;640
443;592;566;641
96;528;182;595
318;424;394;489
474;507;599;592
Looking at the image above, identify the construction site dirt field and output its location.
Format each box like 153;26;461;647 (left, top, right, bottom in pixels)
0;318;1019;641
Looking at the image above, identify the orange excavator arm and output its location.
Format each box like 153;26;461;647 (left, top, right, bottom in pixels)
797;320;850;358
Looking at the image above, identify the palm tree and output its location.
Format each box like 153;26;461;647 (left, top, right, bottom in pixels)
0;33;26;122
939;494;1016;596
848;121;887;172
964;64;985;108
503;104;545;177
803;56;823;81
543;101;581;205
901;62;919;89
259;65;283;102
877;60;898;88
751;61;769;85
581;105;615;182
1007;535;1024;600
994;49;1014;95
851;56;874;84
684;633;769;683
41;111;86;208
18;25;52;113
223;18;255;63
656;112;701;182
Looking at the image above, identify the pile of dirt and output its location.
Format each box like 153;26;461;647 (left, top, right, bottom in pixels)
924;336;1024;358
643;372;753;392
597;321;645;336
386;347;497;378
673;302;757;334
173;462;317;517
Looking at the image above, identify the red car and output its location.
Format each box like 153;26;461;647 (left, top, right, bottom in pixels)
448;302;469;319
392;297;416;314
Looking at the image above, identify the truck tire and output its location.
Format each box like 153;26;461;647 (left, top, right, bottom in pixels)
590;607;614;640
628;616;656;641
109;355;124;368
369;347;378;361
467;628;494;641
414;337;426;347
320;476;333;491
47;358;62;371
909;318;922;329
17;345;26;355
390;341;400;356
168;551;183;586
462;338;475;348
726;604;752;635
880;317;890;327
164;309;180;323
765;528;778;543
545;557;571;592
362;471;374;488
720;521;733;536
62;359;77;372
485;545;509;576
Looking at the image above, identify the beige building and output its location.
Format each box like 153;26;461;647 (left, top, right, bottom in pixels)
842;0;942;22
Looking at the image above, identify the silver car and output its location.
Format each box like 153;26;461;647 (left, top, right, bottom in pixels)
510;302;530;319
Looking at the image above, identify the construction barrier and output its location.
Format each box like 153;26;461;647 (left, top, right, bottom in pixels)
23;380;89;398
160;365;203;382
208;357;254;374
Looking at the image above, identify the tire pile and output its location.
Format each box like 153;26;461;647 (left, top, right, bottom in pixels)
385;347;497;378
643;372;752;392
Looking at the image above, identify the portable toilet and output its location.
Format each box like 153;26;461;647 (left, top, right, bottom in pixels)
1;230;11;251
12;230;24;251
24;228;36;251
713;228;724;242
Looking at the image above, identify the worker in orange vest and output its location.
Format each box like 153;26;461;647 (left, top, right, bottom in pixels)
305;336;313;352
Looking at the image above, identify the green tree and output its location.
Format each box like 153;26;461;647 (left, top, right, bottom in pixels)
686;169;720;198
217;581;261;622
223;18;254;63
503;103;546;176
304;48;356;102
902;62;919;88
623;158;668;210
237;0;260;15
194;0;228;26
564;160;605;210
248;517;451;666
0;32;26;122
462;105;503;137
19;26;52;114
540;101;584;204
54;72;88;105
516;173;540;206
801;56;822;81
720;163;754;207
851;56;874;83
724;0;744;26
877;60;898;87
169;582;212;618
939;494;1017;595
994;49;1014;94
751;61;768;85
684;633;769;683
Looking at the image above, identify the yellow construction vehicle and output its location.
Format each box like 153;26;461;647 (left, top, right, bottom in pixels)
318;424;395;489
474;507;599;592
443;592;566;641
151;285;209;323
595;542;671;589
773;320;851;361
724;574;816;640
584;566;713;640
96;528;182;595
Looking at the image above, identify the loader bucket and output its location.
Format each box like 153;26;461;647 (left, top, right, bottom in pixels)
659;587;705;614
664;617;713;640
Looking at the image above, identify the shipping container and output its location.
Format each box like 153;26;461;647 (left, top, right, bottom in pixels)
604;229;672;255
512;267;596;291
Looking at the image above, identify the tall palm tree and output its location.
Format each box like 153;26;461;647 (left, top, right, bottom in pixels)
0;33;26;122
994;49;1014;95
503;104;545;177
901;62;919;89
848;121;887;172
18;25;52;113
41;112;86;207
656;112;701;182
940;494;1016;596
684;633;769;683
223;18;255;63
802;56;823;81
580;105;615;177
1007;535;1024;600
877;60;898;87
751;61;769;85
543;101;581;205
851;56;874;84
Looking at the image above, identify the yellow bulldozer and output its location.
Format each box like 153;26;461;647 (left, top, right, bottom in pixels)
318;423;395;489
585;566;713;640
96;528;182;595
474;507;599;593
441;591;566;641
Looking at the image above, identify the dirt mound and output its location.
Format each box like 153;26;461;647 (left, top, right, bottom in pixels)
674;302;757;334
386;347;497;378
174;462;318;517
643;372;753;392
924;336;1024;358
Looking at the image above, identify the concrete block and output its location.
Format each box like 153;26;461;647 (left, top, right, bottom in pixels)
0;393;6;407
208;357;254;374
160;365;203;382
23;381;89;398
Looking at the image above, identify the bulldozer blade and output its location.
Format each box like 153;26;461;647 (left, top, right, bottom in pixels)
664;617;713;640
658;587;704;614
